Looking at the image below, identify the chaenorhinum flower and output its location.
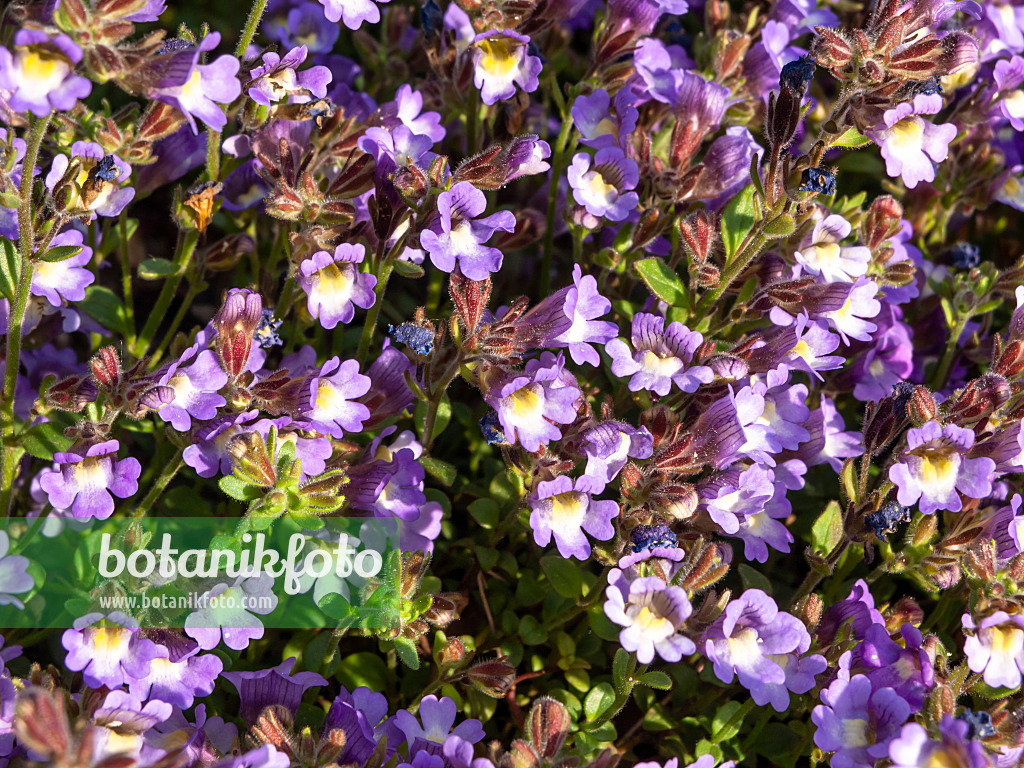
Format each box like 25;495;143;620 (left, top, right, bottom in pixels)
529;474;618;560
841;623;934;711
247;45;331;107
548;265;619;366
39;439;142;519
0;29;91;116
888;421;996;514
317;0;390;30
471;30;542;105
297;243;377;329
567;147;640;222
820;278;881;345
812;674;911;768
388;83;446;143
963;611;1024;689
322;686;393;766
62;612;159;689
394;695;485;755
889;715;992;768
994;55;1024;130
265;1;341;52
29;229;94;308
127;642;223;709
45;142;135;218
224;657;327;722
866;95;958;190
733;479;796;564
485;352;581;453
157;344;229;432
571;88;639;150
299;356;372;438
794;214;871;283
184;571;279;651
703;589;813;699
606;313;713;396
149;32;241;133
582;420;654;485
604;570;695;663
420;182;516;280
0;531;32;609
698;464;775;535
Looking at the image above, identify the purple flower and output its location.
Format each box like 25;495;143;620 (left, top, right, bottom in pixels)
812;675;912;768
390;84;445;143
606;313;713;396
821;278;881;344
300;356;372;438
529;475;618;560
323;686;394;766
796;396;863;472
421;182;515;280
471;30;542;105
40;439;141;519
265;1;340;53
213;745;291;768
547;265;619;365
0;30;91;116
318;0;390;30
45;142;135;218
567;147;640;222
0;531;33;608
157;345;229;431
819;579;885;645
777;313;844;380
247;45;331;107
866;97;958;190
843;623;934;711
604;570;696;663
29;229;94;308
184;572;279;651
485;352;581;452
582;421;654;484
128;640;223;709
297;243;377;329
394;695;485;755
183;410;260;478
733;479;796;564
889;715;992;768
795;214;871;283
62;612;159;689
224;657;327;721
572;88;639;149
698;464;775;535
703;589;812;701
889;421;996;514
149;33;242;133
963;611;1024;689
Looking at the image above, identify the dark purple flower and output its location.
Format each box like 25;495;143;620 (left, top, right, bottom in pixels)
224;657;327;722
394;695;484;756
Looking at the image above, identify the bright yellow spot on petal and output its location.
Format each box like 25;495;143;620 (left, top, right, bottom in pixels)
549;491;585;526
18;49;69;92
179;69;204;103
595;118;618;137
789;340;814;363
313;262;353;305
991;625;1024;657
508;385;542;419
925;752;962;768
93;627;127;654
888;117;924;152
634;606;672;636
586;170;617;199
478;37;519;77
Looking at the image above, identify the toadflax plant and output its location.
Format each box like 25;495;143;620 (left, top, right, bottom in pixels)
1;0;1024;765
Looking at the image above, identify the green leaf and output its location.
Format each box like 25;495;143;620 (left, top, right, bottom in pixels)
584;683;616;721
21;421;73;461
833;128;872;148
738;563;773;595
612;648;631;694
420;456;456;486
393;636;421;669
475;545;499;571
468;498;499;528
37;245;84;263
710;701;744;740
812;500;844;556
762;213;795;239
393;259;425;279
634;258;689;309
415;397;451;443
78;286;129;337
638;671;672;690
721;185;758;261
0;238;19;303
137;258;179;280
518;615;548;645
219;475;258;502
540;555;583;600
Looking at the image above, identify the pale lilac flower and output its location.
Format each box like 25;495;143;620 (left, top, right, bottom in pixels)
571;88;638;149
604;570;696;663
567;147;640;222
486;353;581;452
734;480;796;564
779;313;844;380
39;439;141;519
394;695;485;754
45;142;135;218
224;657;327;721
0;532;32;608
994;55;1024;130
391;84;445;143
149;33;241;133
247;45;331;106
529;475;618;560
62;612;159;689
300;356;372;438
699;464;776;535
963;611;1024;689
318;0;390;30
297;243;377;329
812;675;911;768
795;214;871;283
867;96;958;190
821;278;881;344
889;422;996;514
420;182;516;280
471;30;542;105
889;716;992;768
185;572;279;651
29;229;94;308
128;641;223;710
157;345;229;431
582;421;654;484
548;265;619;365
0;30;91;116
606;313;713;396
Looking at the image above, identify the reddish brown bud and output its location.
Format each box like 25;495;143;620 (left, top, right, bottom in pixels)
213;289;263;379
436;637;468;669
907;386;937;427
946;373;1010;426
888;37;943;77
42;374;98;413
15;688;72;760
995;340;1024;378
450;270;492;333
766;87;801;150
861;196;904;250
696;263;720;288
812;27;854;70
527;697;570;759
392;165;429;204
679;210;717;264
466;656;516;698
882;261;916;287
90;346;122;390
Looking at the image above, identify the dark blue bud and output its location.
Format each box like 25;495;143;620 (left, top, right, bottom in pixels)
421;0;442;39
949;242;980;270
158;38;194;54
910;76;943;96
479;412;508;446
389;322;434;356
866;500;912;541
629;523;678;553
957;709;996;740
780;54;816;97
92;155;120;182
798;167;836;196
254;309;283;349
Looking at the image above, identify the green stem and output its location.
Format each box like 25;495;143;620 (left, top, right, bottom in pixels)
119;211;136;349
790;539;851;608
541;112;574;296
694;231;768;318
134;230;199;360
1;113;52;517
931;317;968;391
357;261;395;363
129;448;185;518
711;697;756;742
150;279;204;366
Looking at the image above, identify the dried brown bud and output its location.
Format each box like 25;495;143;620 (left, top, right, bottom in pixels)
182;180;223;233
882;260;916;287
679;210;717;264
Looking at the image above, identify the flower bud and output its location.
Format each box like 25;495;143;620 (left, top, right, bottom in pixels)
214;289;263;379
907;386;937;427
466;656;516;698
526;696;570;758
811;27;854;71
42;374;98;412
435;637;469;670
861;196;904;250
90;346;122;391
679;210;717;264
228;432;276;487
